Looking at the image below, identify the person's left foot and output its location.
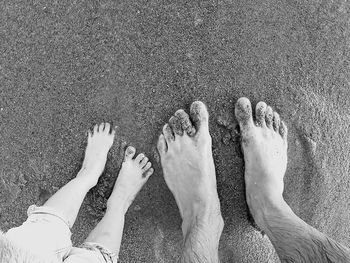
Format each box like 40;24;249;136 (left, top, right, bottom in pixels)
79;123;115;187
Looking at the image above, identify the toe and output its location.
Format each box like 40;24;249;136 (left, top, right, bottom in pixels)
162;124;175;143
135;153;145;163
104;123;111;133
157;134;167;154
265;106;273;128
235;97;255;132
99;123;105;132
279;121;288;141
175;109;196;136
88;130;92;140
139;156;149;168
142;162;152;172
124;146;136;160
273;112;280;132
143;167;154;178
169;116;183;136
190;101;209;135
111;126;116;136
93;124;98;134
255;101;267;127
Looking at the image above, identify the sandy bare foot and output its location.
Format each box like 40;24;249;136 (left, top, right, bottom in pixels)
108;146;153;212
79;122;115;187
157;101;223;235
234;98;288;227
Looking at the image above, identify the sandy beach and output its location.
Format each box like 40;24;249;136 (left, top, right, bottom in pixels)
0;1;350;262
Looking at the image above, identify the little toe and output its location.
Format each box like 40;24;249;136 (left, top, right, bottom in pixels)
175;109;196;136
110;126;116;136
124;146;136;161
162;124;175;143
169;116;183;136
265;106;273;129
143;167;154;178
139;156;149;168
104;123;111;133
255;101;267;127
142;162;152;173
235;97;255;133
157;134;168;155
190;101;209;135
273;112;280;132
279;121;288;141
135;153;145;163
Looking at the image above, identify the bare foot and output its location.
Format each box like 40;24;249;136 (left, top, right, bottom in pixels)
157;101;223;237
108;146;154;212
79;122;115;187
234;98;288;227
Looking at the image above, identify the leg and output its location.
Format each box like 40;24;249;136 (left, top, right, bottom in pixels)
44;123;115;227
82;146;154;259
235;97;350;263
5;123;115;262
157;102;224;263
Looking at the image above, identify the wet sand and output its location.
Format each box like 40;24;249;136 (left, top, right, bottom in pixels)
0;1;350;262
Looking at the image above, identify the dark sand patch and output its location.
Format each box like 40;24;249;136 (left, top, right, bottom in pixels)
1;0;350;262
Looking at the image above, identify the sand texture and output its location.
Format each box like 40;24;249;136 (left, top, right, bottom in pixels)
0;0;350;262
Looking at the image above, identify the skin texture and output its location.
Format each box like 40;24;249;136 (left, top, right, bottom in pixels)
44;123;154;260
44;122;116;227
235;97;350;263
157;101;224;263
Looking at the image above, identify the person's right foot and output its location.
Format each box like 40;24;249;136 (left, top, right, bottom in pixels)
234;97;288;228
157;101;223;236
108;146;154;212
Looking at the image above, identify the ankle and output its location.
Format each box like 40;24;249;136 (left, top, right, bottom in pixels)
247;193;290;230
182;198;224;239
76;168;100;188
74;171;97;190
106;194;130;214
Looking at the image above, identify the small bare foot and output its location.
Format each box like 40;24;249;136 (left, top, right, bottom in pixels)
79;123;115;187
157;101;223;239
235;98;288;227
108;146;154;212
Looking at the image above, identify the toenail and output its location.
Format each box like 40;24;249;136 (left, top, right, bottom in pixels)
126;147;135;154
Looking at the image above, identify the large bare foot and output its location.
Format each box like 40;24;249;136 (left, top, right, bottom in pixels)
78;122;115;187
235;98;288;228
157;101;223;262
108;146;154;212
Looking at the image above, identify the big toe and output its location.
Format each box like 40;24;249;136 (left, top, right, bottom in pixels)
190;101;209;135
124;146;136;160
235;97;254;133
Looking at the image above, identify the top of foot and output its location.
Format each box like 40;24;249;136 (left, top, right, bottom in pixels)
235;98;288;224
109;146;154;212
